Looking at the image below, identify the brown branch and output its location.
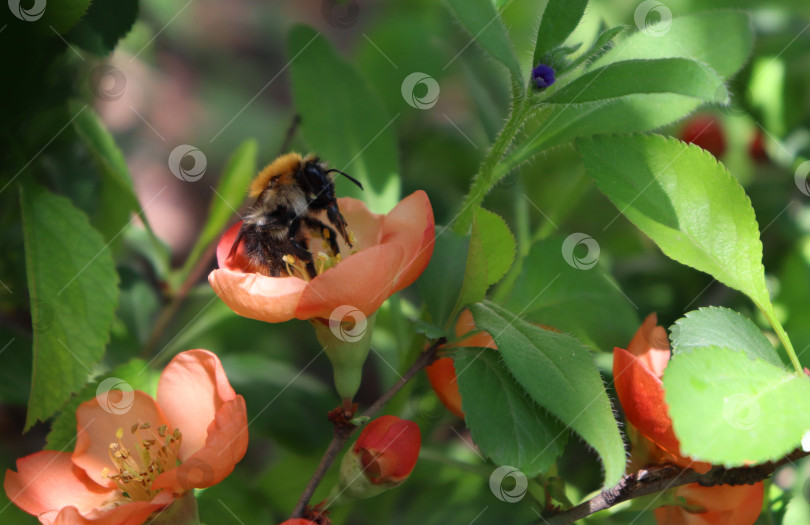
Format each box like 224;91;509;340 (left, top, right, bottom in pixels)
291;337;446;519
542;448;810;524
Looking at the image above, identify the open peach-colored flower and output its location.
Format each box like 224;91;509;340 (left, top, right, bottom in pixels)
4;350;248;525
614;314;763;525
209;191;434;324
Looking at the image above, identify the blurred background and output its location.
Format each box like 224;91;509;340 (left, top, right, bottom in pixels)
1;0;810;523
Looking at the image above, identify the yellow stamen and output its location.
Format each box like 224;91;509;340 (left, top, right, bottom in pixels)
348;231;357;245
105;420;183;502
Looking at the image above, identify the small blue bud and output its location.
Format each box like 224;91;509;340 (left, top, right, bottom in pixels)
532;64;556;90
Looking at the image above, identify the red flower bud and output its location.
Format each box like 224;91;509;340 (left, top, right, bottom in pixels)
679;114;726;158
353;415;420;485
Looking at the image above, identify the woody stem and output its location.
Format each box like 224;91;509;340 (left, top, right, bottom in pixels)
290;337;446;519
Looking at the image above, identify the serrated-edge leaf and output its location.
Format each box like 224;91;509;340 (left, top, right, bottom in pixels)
20;184;119;429
470;301;626;486
576;134;771;311
545;58;725;105
671;306;782;368
455;348;567;475
664;345;810;466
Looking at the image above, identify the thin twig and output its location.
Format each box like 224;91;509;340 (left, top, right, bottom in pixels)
542;448;809;524
291;337;446;518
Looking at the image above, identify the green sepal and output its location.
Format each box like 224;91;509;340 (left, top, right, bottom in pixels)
312;313;377;401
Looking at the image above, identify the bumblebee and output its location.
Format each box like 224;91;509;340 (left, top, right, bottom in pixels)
228;152;363;279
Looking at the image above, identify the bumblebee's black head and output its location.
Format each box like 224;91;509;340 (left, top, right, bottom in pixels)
296;158;364;204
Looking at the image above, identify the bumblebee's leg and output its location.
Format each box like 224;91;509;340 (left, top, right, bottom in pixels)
260;239;284;277
288;236;317;279
326;205;351;245
303;217;341;254
227;227;247;261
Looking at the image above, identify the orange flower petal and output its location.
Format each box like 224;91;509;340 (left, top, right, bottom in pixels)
3;451;114;518
338;197;383;251
654;482;764;525
613;347;681;457
294;243;405;320
216;222;250;272
209;268;308;323
454;309;497;349
152;396;248;492
73;391;171;488
627;313;670;379
156;349;242;460
425;358;465;419
47;498;169;525
379;191;435;294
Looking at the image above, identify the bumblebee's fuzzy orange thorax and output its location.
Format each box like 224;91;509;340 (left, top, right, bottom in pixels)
249;152;303;197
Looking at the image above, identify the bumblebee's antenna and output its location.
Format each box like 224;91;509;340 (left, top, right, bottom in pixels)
326;168;364;190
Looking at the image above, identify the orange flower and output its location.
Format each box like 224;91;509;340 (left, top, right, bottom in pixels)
209;191;435;323
4;350;248;525
613;314;763;525
352;415;421;485
425;310;496;419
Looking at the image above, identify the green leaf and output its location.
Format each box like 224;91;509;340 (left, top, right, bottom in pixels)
174;139;257;287
545;58;726;105
46;359;159;451
20;184;119;429
664;346;810;466
503;238;637;350
533;0;589;64
561;26;627;74
411;319;448;340
66;0;139;55
576;134;771;312
419;230;469;329
511;93;701;157
289;25;400;213
469;301;625;486
447;0;524;88
473;208;516;286
670;307;782;368
592;11;753;79
455;348;567;476
39;0;92;34
70;102;158;247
